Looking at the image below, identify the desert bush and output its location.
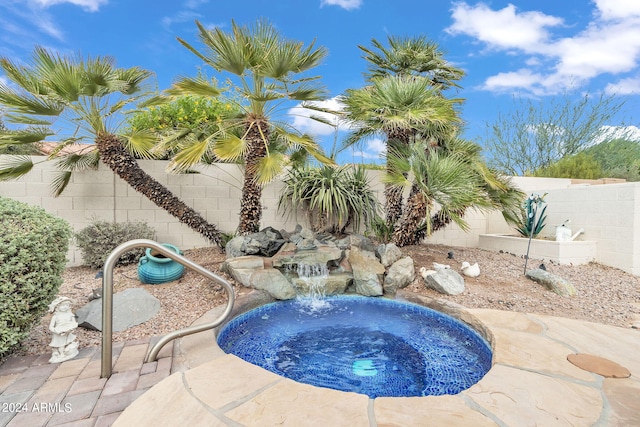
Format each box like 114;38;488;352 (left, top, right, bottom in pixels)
278;165;380;234
533;152;603;179
0;197;71;358
75;220;156;269
366;215;394;243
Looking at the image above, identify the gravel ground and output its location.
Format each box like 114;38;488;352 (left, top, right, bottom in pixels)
13;243;640;357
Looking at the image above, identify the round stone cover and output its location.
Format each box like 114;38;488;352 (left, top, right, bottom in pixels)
567;353;631;378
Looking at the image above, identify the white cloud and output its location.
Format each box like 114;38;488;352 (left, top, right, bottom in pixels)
448;1;640;95
605;76;640;95
162;1;208;29
162;11;202;28
320;0;362;11
184;0;209;8
482;69;545;93
0;0;107;44
594;0;640;20
32;0;108;12
352;138;386;160
552;20;640;80
288;97;352;137
447;3;563;53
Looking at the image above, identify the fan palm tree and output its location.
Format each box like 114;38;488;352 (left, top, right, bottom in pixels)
162;19;333;235
386;138;524;246
341;74;462;224
359;35;465;90
343;36;465;227
0;47;224;246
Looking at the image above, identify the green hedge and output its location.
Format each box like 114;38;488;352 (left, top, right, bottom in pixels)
0;197;71;358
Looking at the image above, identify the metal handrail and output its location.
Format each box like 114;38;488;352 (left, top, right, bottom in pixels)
100;239;235;378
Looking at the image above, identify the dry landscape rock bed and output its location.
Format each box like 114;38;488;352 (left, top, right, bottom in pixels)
15;244;640;356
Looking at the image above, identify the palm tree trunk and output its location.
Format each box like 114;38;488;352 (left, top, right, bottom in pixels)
384;182;404;225
384;131;412;226
392;186;428;246
95;132;223;247
238;122;267;235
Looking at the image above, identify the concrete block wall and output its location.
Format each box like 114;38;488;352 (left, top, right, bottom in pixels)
483;177;640;275
1;156;639;275
543;182;640;275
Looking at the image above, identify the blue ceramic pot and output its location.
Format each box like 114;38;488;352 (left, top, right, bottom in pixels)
137;243;185;284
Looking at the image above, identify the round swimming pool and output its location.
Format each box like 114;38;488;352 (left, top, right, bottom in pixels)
217;296;492;398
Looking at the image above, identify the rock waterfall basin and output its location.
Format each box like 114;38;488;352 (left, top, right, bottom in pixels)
217;295;492;398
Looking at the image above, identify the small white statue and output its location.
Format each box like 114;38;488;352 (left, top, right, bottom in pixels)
461;261;481;278
48;296;79;363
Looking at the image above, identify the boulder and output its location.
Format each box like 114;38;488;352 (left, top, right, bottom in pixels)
383;256;415;294
248;226;287;257
299;227;315;240
423;269;465;296
292;272;353;296
348;247;384;296
526;268;576;296
296;238;317;250
376;243;402;268
224;236;246;258
222;255;265;270
242;237;262;255
221;256;264;287
336;234;376;252
224;227;286;258
250;268;296;300
272;244;343;269
76;288;160;332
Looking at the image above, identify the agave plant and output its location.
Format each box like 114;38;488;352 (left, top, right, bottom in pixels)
516;193;548;238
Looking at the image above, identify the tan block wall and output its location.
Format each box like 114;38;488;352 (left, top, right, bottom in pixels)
1;157;639;275
483;177;640;275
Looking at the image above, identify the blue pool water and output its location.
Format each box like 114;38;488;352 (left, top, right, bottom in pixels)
217;296;492;398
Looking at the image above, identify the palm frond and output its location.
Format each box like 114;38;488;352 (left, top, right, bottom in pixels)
3;114;53;126
151;128;192;155
287;85;328;101
164;76;222;98
121;129;158;159
253;151;286;185
138;95;170;108
212;133;247;162
50;171;72;196
0;155;34;180
168;137;212;173
0;82;64;116
54;151;100;171
0;127;54;144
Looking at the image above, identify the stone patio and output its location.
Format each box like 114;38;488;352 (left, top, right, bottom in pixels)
1;299;639;426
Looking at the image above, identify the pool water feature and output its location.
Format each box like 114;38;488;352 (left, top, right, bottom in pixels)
295;263;329;302
217;296;492;398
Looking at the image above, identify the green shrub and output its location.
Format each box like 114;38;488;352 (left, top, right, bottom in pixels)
533;152;603;179
278;165;380;234
366;215;394;243
75;220;156;268
0;197;71;358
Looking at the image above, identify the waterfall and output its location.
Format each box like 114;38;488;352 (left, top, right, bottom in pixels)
296;263;330;310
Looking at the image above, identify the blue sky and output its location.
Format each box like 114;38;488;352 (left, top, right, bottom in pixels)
1;0;640;163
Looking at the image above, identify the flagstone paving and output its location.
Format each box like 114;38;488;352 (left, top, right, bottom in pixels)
1;306;638;426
